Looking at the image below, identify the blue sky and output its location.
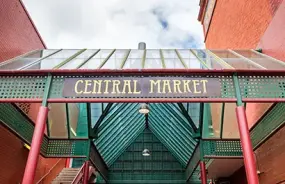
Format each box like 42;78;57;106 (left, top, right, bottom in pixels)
23;0;204;49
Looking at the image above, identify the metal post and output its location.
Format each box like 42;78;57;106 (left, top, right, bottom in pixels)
233;74;259;184
236;106;259;184
200;161;207;184
83;161;90;184
22;106;49;184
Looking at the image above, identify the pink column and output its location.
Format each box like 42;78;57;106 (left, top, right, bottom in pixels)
83;161;90;184
22;106;49;184
236;106;259;184
200;161;207;184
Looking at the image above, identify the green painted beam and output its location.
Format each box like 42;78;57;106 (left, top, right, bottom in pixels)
120;49;131;69
219;103;225;138
53;49;87;69
159;49;166;68
98;49;116;69
75;49;101;69
175;49;188;68
91;103;114;138
65;103;71;138
177;103;198;132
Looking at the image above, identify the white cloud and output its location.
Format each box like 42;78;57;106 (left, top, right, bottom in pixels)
23;0;204;49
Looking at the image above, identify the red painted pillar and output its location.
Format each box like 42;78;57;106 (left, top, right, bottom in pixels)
83;161;89;184
200;161;207;184
236;106;259;184
22;106;49;184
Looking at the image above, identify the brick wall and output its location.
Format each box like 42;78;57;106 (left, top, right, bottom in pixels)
205;0;282;49
0;1;66;183
255;124;285;184
0;124;29;183
0;0;45;62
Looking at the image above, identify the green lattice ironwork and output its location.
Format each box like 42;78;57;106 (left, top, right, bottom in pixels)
0;76;46;99
0;103;48;155
46;139;89;157
202;139;242;157
185;143;200;181
238;75;285;99
250;103;285;149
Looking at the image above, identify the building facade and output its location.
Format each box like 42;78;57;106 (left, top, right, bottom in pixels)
198;0;285;183
0;1;66;183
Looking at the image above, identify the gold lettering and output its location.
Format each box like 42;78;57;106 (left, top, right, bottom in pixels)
133;80;141;94
200;80;208;93
104;80;111;94
162;80;172;93
112;80;121;94
83;80;92;94
173;80;182;93
183;80;192;93
92;80;102;94
122;80;132;94
192;80;201;94
75;80;83;94
149;80;161;93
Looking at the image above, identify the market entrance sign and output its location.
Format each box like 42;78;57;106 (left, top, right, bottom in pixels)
63;77;221;98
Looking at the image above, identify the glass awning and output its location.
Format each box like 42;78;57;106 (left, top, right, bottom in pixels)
1;49;285;70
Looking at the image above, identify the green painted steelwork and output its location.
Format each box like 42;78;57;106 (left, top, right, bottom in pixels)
175;49;188;68
250;103;285;149
65;103;71;138
202;139;243;158
202;103;213;138
233;73;243;106
190;49;209;69
120;49;131;69
141;49;146;69
177;103;198;132
0;103;48;155
159;49;166;68
91;103;113;138
42;74;52;107
75;49;101;69
53;49;87;69
97;129;185;184
98;49;116;69
219;103;225;138
86;103;92;138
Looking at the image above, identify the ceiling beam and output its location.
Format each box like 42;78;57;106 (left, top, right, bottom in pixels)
177;103;198;132
90;103;113;138
89;141;109;182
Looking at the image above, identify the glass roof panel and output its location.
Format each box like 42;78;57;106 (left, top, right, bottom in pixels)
177;49;202;69
233;50;285;70
1;49;284;70
144;50;163;69
101;49;128;69
48;103;68;138
60;49;98;69
25;49;80;69
210;50;262;70
163;50;185;69
123;50;144;69
0;50;59;70
191;49;224;69
80;50;113;69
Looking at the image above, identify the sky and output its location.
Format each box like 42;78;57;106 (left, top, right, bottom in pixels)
23;0;204;49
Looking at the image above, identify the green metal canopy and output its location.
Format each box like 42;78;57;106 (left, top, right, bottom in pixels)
1;48;285;183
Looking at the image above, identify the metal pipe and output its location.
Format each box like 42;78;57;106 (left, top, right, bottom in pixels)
236;106;259;184
22;106;49;184
200;161;207;184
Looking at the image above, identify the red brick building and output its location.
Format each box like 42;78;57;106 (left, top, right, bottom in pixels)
198;0;285;183
0;1;66;183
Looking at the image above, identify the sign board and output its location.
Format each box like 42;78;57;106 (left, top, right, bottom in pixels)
63;77;221;98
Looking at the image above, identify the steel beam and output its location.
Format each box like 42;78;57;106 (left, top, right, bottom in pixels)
89;142;108;181
177;103;198;132
91;103;114;137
